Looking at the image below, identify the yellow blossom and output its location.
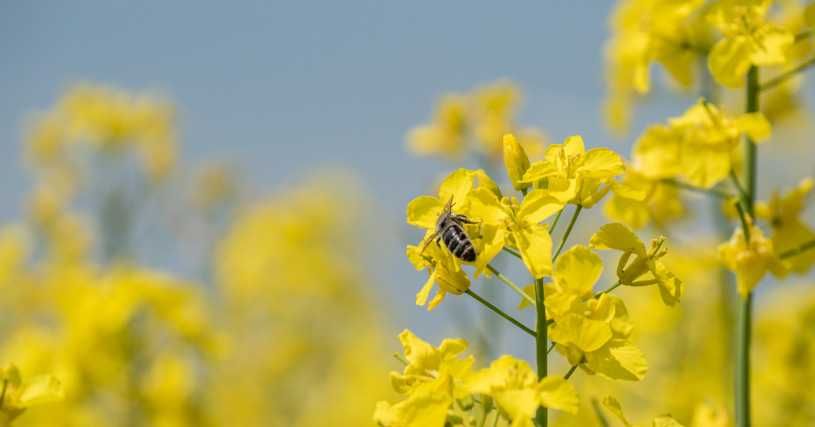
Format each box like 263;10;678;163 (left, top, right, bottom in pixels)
605;170;685;230
375;330;474;427
634;100;771;188
521;135;625;207
718;222;787;295
756;177;815;273
602;396;685;427
465;355;578;426
590;223;682;306
468;187;563;278
407;95;468;160
542;246;648;381
707;0;794;87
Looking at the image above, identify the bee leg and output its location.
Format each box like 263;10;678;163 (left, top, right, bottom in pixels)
453;214;479;225
419;231;439;254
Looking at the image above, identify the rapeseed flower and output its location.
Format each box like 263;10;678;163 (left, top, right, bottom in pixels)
756;177;815;273
521;135;625;208
590;223;682;306
718;221;787;295
707;0;794;87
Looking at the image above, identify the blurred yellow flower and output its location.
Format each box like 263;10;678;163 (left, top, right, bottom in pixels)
718;222;787;295
756;177;815;273
707;0;794;87
634;100;771;188
0;364;62;426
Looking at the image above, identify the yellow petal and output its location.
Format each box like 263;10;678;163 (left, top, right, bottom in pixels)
519;190;564;224
589;223;647;256
407;196;443;229
750;26;793;66
588;343;648;381
653;416;685;427
521;161;559;183
708;36;754;88
18;375;63;407
415;273;435;306
681;145;731;189
515;224;553;279
503;134;531;191
553;245;603;296
562;135;585;157
633;125;683;179
438;168;474;205
733;113;771;143
468;188;508;225
578;148;625;179
537;376;578;414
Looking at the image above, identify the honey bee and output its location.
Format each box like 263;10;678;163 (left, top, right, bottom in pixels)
422;198;478;262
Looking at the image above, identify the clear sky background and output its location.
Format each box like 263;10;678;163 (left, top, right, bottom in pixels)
3;1;813;359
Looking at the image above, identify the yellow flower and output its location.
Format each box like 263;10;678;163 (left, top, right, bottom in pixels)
0;364;62;425
590;223;682;306
472;81;521;158
375;330;474;427
543;246;648;381
468;187;563;278
406;242;470;311
603;0;711;132
503;133;531;192
707;0;794;87
634;100;771;188
465;355;578;426
407;95;468;160
605;170;685;230
521;135;625;207
756;178;815;274
718;222;787;295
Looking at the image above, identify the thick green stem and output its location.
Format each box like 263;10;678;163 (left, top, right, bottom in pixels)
553;205;582;261
465;289;535;337
736;65;759;427
736;293;753;427
534;277;548;427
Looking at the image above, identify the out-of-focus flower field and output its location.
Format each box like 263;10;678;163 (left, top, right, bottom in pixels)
3;1;815;427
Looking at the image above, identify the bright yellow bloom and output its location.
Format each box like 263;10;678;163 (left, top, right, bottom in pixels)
591;223;682;306
375;330;474;427
406;242;470;310
605;170;685;230
407;95;468;160
718;222;787;295
521;135;625;207
468;187;563;278
756;178;815;274
465;355;578;426
543;246;648;381
0;364;62;426
634;100;771;188
707;0;794;87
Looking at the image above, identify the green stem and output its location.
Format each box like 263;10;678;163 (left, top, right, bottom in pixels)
595;281;623;298
486;264;535;305
548;208;564;235
661;178;733;199
736;65;759;427
563;362;581;380
779;239;815;259
737;293;753;427
553;205;582;261
502;246;523;260
759;55;815;91
465;289;535;337
534;277;548;427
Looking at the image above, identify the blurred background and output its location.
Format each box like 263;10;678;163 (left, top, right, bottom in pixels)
1;1;814;426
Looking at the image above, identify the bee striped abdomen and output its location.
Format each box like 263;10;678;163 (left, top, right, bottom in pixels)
441;221;476;262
